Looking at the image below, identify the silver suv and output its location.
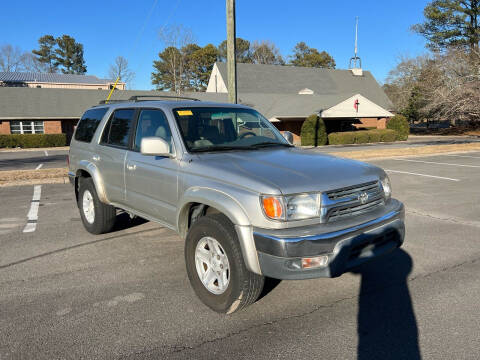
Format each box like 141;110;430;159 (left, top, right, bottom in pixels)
68;96;405;314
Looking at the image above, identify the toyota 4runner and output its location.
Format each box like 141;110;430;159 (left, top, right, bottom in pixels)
68;96;405;314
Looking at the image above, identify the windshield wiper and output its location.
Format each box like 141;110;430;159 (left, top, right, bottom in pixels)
191;145;255;153
250;142;294;148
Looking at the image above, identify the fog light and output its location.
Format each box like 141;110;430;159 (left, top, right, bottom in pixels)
301;255;329;269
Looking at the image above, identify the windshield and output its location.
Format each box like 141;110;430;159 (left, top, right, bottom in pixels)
173;107;290;152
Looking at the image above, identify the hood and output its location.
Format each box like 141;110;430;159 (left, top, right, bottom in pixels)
190;147;384;194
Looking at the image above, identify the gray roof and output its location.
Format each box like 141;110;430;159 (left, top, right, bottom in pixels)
0;87;360;120
215;62;393;110
0;72;118;85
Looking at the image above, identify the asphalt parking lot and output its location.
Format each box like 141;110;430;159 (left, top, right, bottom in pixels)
0;149;68;170
1;152;480;359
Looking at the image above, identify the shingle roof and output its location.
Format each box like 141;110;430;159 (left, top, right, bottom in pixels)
0;72;118;85
0;87;356;120
215;62;393;110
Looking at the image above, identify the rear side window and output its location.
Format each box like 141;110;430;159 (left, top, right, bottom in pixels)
74;108;108;142
101;109;135;148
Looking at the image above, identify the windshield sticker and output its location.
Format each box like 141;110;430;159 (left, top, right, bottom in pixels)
177;110;193;116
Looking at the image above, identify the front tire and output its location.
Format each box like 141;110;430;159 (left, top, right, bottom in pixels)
78;177;116;234
185;214;265;314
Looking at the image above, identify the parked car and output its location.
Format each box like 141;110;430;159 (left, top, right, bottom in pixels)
68;96;405;314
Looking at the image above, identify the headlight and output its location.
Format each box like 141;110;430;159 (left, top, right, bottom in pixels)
261;193;321;221
381;175;392;201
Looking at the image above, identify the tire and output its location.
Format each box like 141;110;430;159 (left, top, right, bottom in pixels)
78;177;116;234
185;214;265;314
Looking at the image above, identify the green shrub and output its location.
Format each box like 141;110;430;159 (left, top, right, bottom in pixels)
367;130;381;143
301;114;327;146
378;129;397;142
354;131;370;144
327;129;398;145
0;134;67;148
387;115;410;140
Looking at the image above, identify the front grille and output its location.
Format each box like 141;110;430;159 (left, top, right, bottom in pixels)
324;181;384;222
326;180;380;200
328;199;384;222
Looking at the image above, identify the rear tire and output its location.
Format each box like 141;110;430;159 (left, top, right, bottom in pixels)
78;177;116;234
185;214;265;314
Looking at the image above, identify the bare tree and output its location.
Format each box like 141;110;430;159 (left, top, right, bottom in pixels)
108;56;135;89
0;44;25;72
156;25;194;93
251;40;284;65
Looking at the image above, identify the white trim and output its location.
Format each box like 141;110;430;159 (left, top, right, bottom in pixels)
0;117;78;120
321;94;394;118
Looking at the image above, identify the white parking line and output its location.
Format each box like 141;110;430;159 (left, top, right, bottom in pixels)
444;154;480;159
35;164;43;170
385;169;460;182
392;158;480;168
44;150;48;156
23;185;42;233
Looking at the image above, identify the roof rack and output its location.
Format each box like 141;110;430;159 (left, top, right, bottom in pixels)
128;95;200;102
97;99;130;105
96;95;200;106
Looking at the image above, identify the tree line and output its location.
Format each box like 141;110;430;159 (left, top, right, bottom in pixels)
384;0;480;125
151;25;336;92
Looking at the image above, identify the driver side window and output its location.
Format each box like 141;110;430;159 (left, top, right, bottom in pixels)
134;109;172;152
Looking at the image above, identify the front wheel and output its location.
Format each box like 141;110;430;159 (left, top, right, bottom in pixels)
185;214;265;314
78;177;116;234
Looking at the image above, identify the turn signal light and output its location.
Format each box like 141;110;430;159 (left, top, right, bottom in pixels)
301;255;329;269
262;196;283;219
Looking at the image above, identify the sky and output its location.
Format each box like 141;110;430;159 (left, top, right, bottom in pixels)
0;0;430;90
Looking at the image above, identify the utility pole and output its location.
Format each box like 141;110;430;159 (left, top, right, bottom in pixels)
226;0;237;103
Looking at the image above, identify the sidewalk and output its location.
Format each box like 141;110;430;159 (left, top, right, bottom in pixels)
0;146;70;153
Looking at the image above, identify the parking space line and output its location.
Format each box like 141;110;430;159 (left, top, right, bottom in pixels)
444;154;480;159
23;185;42;233
392;158;480;168
44;150;48;156
35;164;43;170
385;169;460;182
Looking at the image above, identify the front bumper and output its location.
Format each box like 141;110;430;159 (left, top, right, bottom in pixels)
253;199;405;280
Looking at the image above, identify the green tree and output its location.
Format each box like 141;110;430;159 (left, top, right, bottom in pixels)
289;42;336;68
186;44;218;91
217;38;252;63
412;0;480;51
55;35;87;74
251;40;284;65
152;46;184;91
32;35;58;73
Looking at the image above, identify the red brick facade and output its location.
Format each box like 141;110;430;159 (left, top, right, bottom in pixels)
43;120;62;134
0;121;11;135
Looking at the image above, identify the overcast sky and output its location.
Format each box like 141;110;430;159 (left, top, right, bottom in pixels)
1;0;430;89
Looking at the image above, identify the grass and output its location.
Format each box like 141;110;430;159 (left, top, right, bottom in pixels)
330;142;480;160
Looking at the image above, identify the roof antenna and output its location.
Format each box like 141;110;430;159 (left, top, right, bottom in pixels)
349;17;362;73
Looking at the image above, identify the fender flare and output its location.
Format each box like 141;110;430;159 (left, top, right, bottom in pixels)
76;160;109;204
177;187;262;274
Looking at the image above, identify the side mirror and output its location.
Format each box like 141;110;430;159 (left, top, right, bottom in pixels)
282;131;294;144
140;137;171;156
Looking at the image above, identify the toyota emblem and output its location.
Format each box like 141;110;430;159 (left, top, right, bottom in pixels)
358;192;369;204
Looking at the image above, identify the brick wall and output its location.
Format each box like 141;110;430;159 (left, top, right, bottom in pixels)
44;120;62;134
0;121;10;134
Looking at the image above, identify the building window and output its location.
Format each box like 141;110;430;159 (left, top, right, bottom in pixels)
10;121;44;134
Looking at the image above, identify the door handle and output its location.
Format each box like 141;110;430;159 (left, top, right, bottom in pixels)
92;155;100;162
126;163;136;171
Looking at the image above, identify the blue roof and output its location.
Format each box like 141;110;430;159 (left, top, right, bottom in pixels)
0;72;117;85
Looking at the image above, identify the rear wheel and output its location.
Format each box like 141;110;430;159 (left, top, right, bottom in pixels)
185;214;265;314
78;177;116;234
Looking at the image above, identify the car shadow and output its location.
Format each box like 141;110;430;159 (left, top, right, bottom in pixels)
111;212;148;232
351;249;421;360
